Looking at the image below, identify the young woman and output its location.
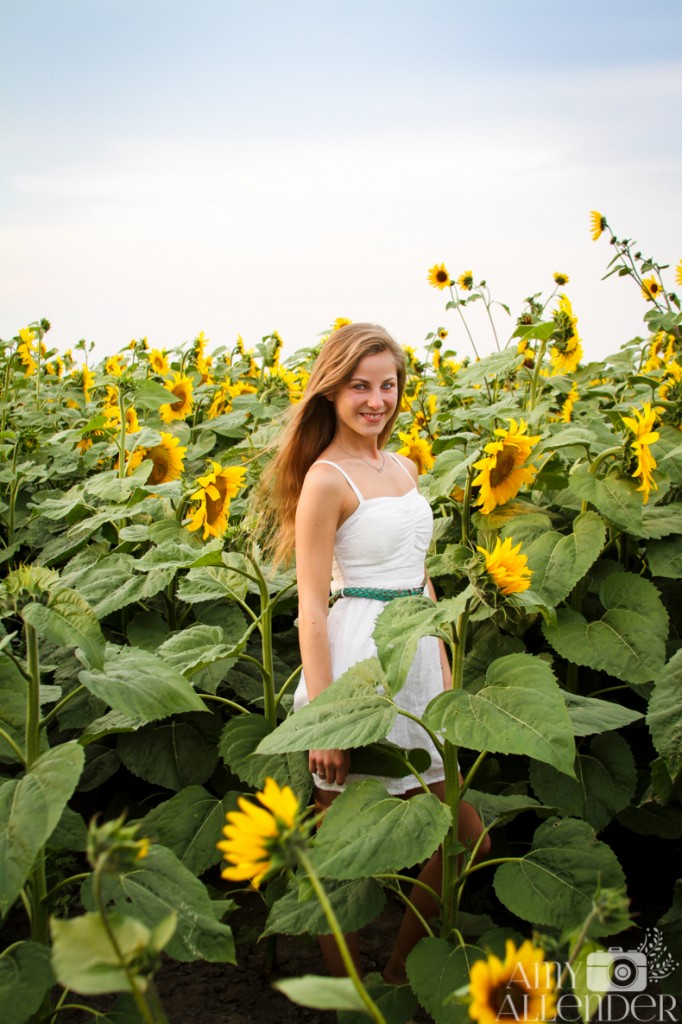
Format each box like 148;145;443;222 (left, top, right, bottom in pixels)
259;322;489;983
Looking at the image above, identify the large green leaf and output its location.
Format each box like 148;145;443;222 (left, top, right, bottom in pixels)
0;742;84;915
51;911;174;995
157;624;236;676
338;975;418;1024
520;511;606;607
647;649;682;782
137;785;233;875
273;976;366;1012
98;844;235;963
22;588;105;669
0;941;54;1024
118;719;218;790
493;817;625;933
309;779;450;878
639;504;682;540
373;596;463;694
79;644;207;722
454;348;523;387
423;654;576;776
562;692;643;737
406;939;484;1024
646;536;682;578
542;572;668;684
0;654;32;764
568;465;643;535
256;659;396;754
655;424;682;485
219;714;294;787
264;877;385;937
530;733;637;831
177;566;248;604
63;553;166;619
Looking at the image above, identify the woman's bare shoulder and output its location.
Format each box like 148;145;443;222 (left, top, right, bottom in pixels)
300;460;348;502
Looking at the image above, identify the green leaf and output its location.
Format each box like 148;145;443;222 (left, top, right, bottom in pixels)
655;425;682;486
118;719;218;790
465;790;544;826
135;379;178;410
373;595;464;693
639;504;682;540
0;742;84;915
219;714;294;788
264;877;385;937
568;465;643;535
493;817;625;933
22;588;105;669
157;624;236;675
79;644;207;722
0;654;33;764
177;566;248;604
646;536;682;578
562;692;643;737
256;659;396;754
0;941;54;1024
530;733;637;831
273;975;366;1011
424;654;576;776
338;974;418;1024
455;349;523;386
310;779;450;878
647;649;682;782
50;911;173;994
521;512;606;607
98;844;235;963
406;939;484;1024
62;554;152;619
137;785;232;875
542;572;668;684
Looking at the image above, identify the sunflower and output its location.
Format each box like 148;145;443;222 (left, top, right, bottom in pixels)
149;349;170;375
553;271;569;286
642;331;675;373
159;373;193;423
477;537;532;596
469;939;556;1024
396;425;435;475
332;317;352;331
457;269;474;291
427;263;451;290
437;327;448;340
641;275;664;302
621;402;663;504
559;386;579;423
142;432;187;486
676;260;682;288
217;777;302;889
472;419;540;515
105;354;124;376
590;209;606;241
659;360;682;401
549;294;582;375
186;462;247;540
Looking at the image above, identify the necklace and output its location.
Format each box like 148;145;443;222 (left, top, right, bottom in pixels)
337;446;386;473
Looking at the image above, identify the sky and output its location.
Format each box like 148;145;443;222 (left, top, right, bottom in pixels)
2;0;681;365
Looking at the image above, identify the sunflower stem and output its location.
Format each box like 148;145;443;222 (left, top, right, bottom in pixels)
117;386;128;479
528;339;548;411
296;851;387;1024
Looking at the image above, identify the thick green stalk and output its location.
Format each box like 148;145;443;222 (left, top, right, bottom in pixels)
117;387;128;479
296;851;386;1024
528;339;547;411
25;623;49;954
92;857;167;1024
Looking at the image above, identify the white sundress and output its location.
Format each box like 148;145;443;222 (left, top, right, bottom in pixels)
293;454;446;794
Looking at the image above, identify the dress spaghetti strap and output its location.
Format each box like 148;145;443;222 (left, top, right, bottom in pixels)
313;460;365;503
387;452;418;489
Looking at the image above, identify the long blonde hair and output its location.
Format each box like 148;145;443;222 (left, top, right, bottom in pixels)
257;323;406;565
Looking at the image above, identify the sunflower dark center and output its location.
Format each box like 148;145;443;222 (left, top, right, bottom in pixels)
436;270;448;283
489;447;516;487
490;980;529;1017
170;389;186;411
205;477;229;522
147;450;169;485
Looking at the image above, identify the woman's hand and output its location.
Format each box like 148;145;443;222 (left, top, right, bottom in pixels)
309;747;350;786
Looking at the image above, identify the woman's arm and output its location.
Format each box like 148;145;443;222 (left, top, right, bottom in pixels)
295;466;351;785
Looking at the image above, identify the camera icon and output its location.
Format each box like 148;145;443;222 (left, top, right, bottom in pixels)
586;948;648;992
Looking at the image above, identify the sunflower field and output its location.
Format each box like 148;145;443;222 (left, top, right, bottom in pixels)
1;216;682;1023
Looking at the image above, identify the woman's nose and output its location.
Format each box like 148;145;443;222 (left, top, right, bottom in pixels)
366;389;383;408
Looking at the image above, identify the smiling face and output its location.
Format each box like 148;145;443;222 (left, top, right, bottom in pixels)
330;349;400;444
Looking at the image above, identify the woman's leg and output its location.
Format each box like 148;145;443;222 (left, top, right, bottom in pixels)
383;779;491;985
313;786;363;977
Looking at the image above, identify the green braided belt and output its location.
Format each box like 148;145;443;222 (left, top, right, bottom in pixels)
329;582;425;607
